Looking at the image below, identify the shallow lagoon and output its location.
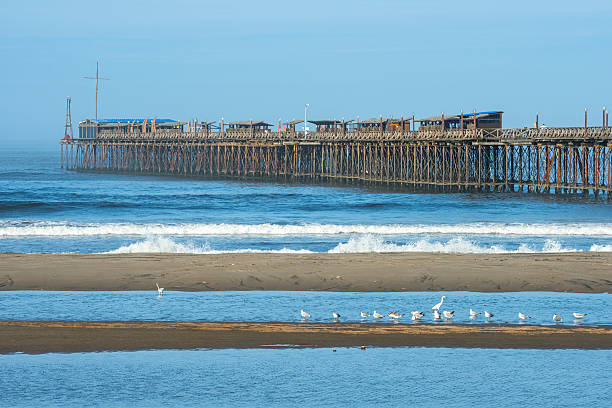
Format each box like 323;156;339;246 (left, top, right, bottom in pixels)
0;290;609;326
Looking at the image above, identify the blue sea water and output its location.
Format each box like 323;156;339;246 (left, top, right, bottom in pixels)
1;347;610;407
2;147;612;254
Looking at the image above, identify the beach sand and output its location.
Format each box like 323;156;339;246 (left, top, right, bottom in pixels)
0;321;609;353
1;252;611;292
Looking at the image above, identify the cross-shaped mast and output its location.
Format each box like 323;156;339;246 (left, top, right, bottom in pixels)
82;61;110;120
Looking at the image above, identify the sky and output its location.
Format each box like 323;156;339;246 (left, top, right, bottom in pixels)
1;0;611;147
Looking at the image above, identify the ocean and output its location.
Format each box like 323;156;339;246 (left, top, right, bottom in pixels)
2;148;612;254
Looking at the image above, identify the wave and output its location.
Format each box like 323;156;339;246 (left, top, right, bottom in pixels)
327;235;578;254
101;235;589;254
105;236;313;254
3;221;612;238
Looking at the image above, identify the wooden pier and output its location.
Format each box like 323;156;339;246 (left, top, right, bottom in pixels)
60;126;612;195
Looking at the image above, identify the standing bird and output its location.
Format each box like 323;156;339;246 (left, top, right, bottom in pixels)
360;312;371;318
518;312;531;320
484;311;494;319
332;312;341;320
443;310;455;319
411;311;425;320
301;309;311;319
373;311;384;319
469;309;481;318
573;312;587;319
432;296;447;310
388;312;403;320
553;314;563;322
433;310;442;320
156;283;164;296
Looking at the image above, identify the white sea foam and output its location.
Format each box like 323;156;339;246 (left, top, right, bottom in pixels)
105;236;313;254
102;235;590;254
327;235;579;254
4;221;612;237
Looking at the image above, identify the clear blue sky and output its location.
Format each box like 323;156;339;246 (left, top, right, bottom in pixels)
1;0;611;147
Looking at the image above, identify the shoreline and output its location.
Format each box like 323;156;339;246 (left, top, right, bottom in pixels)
1;252;612;293
1;321;610;353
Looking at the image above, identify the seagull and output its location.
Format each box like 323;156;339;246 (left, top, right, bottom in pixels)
332;312;341;320
484;311;494;319
432;296;447;310
360;312;371;318
388;312;403;319
442;310;454;319
518;312;531;320
553;314;563;322
300;309;311;319
373;311;384;319
573;312;587;319
433;310;442;320
411;311;425;320
469;309;481;318
156;283;164;296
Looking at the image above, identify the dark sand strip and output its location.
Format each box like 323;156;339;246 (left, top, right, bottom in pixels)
1;321;610;353
1;253;612;292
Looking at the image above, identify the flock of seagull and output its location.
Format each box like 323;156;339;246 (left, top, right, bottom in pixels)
154;285;589;323
300;295;589;323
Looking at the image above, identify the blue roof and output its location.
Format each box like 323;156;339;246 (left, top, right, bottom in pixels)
89;118;178;123
462;111;503;117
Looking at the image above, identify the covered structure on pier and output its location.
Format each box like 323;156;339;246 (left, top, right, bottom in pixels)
417;111;503;131
357;117;410;131
226;120;273;130
78;118;182;138
308;119;353;131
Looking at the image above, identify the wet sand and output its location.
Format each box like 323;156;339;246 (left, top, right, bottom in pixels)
0;321;609;353
1;252;611;292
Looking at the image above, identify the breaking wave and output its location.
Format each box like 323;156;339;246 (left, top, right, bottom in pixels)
4;221;612;237
100;235;607;254
105;236;313;254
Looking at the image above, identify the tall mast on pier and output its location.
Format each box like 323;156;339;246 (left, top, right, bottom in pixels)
82;61;110;120
64;96;73;138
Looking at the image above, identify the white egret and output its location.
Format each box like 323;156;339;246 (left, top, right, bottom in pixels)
156;283;164;296
432;296;446;310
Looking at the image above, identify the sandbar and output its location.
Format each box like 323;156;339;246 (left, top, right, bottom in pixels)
1;252;611;292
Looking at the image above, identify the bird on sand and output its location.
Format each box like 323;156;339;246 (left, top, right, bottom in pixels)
442;310;455;319
332;312;341;320
156;283;164;296
484;311;494;319
433;310;442;320
553;314;563;322
518;312;531;320
301;309;311;319
469;309;481;318
573;312;587;319
432;296;447;310
360;312;371;318
373;311;384;319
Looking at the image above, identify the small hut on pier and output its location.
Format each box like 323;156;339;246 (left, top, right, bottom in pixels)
78;118;182;138
226;120;273;130
308;119;353;132
417;111;503;131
